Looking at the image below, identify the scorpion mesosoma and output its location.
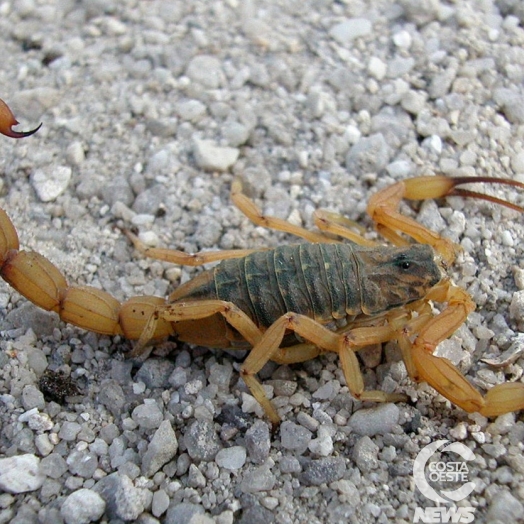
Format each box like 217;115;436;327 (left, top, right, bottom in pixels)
1;100;524;425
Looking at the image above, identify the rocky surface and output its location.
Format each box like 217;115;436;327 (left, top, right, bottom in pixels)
1;0;524;523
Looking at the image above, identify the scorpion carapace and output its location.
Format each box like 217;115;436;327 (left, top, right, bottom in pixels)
1;101;524;424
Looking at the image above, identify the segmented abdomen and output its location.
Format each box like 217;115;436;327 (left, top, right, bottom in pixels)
214;244;362;328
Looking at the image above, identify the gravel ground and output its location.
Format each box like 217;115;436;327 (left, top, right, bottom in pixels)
1;1;524;523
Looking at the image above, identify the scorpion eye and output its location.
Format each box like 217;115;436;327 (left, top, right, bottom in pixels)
395;254;411;270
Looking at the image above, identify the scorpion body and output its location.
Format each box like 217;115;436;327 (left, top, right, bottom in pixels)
174;243;442;348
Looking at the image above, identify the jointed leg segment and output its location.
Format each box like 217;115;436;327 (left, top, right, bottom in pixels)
398;280;524;416
239;312;414;424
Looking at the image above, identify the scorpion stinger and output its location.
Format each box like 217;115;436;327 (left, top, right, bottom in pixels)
0;98;42;138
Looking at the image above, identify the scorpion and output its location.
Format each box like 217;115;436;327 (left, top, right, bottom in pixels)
1;99;524;426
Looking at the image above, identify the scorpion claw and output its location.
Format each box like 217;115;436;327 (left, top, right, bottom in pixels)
403;175;524;213
0;98;42;138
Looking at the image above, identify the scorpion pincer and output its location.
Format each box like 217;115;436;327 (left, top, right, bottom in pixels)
1;98;524;425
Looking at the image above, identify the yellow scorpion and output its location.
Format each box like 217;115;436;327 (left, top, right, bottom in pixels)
1;98;523;425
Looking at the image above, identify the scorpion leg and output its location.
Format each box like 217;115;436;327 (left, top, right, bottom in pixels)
128;298;291;424
400;280;524;416
367;175;524;264
126;229;260;266
130;298;265;356
231;179;332;243
233;179;379;246
241;313;410;424
313;209;377;246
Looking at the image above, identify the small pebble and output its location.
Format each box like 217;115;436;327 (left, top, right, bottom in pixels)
131;401;163;430
329;18;372;45
215;446;247;470
94;473;149;521
141;420;178;476
186;55;224;88
0;454;44;493
353;436;379;473
60;488;106;524
486;490;524;521
152;489;170;518
349;404;400;436
240;465;276;493
193;139;239;172
31;166;72;202
299;457;346;486
280;421;313;455
184;420;222;461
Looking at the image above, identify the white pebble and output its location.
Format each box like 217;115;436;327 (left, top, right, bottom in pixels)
0;454;44;493
137;230;159;247
215;446;247;470
131;213;156;227
61;488;106;524
501;230;514;247
425;135;442;154
344;125;361;144
349;404;400;436
31;165;72;202
511;151;524;173
193;139;239;172
393;30;412;49
368;57;386;80
329;18;372;45
449;422;468;440
510;290;524;322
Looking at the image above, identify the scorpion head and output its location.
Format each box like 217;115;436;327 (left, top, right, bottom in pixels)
358;244;444;315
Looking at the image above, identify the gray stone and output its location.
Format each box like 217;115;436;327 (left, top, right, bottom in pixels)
184;420;221;461
349;403;400;436
493;88;524;124
486;490;523;521
131;401;163;430
345;133;392;175
40;453;68;479
353;436;379;473
141;420;178;476
21;384;45;410
299;457;346;486
66;449;98;478
280;420;313;455
61;488;106;524
165;502;205;524
0;454;44;493
135;358;175;389
215;446;247;470
98;380;126;417
245;420;271;464
176;99;207;122
94;473;149;521
59;421;82;441
223;121;250;147
152;488;170;518
240;465;276;493
186;55;224;88
329;18;372;45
